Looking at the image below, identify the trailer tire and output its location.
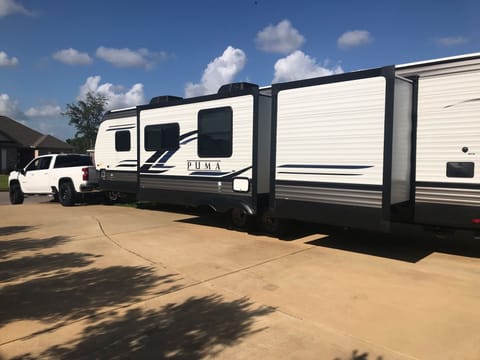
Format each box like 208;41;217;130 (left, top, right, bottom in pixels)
59;181;76;207
9;183;24;205
230;207;253;231
104;191;120;204
260;211;291;238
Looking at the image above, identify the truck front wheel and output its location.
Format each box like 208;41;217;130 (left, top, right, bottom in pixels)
9;183;24;205
59;181;76;207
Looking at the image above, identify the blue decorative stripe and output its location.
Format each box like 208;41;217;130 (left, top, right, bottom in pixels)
279;164;373;169
180;137;197;145
186;166;252;179
141;130;199;172
179;130;198;140
278;171;362;176
189;171;231;176
153;164;175;169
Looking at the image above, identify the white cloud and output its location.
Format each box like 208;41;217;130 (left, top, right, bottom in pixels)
436;36;468;46
0;0;32;16
25;104;62;117
255;20;305;54
337;30;372;49
273;51;343;83
0;93;23;118
185;46;247;97
78;76;145;109
52;48;93;66
0;51;18;67
96;46;166;69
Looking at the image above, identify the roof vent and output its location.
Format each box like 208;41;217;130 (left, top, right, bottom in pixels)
217;82;258;95
149;95;183;105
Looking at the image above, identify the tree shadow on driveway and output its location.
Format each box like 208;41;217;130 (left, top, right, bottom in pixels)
0;252;99;282
0;226;37;237
0;266;181;327
0;236;69;260
18;294;275;360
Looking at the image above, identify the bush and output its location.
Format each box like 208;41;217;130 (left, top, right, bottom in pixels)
0;175;8;191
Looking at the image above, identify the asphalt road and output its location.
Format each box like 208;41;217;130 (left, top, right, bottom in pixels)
1;201;480;359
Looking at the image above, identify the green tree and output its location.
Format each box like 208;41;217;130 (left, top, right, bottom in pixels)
63;92;108;152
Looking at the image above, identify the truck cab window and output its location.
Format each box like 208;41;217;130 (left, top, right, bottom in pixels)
39;157;52;170
25;159;40;171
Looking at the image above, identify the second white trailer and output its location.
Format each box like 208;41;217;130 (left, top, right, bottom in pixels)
269;66;414;231
397;53;480;229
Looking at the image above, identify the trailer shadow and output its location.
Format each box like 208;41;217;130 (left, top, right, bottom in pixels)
305;226;480;263
13;294;274;360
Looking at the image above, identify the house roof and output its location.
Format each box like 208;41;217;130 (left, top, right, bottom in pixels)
0;115;73;150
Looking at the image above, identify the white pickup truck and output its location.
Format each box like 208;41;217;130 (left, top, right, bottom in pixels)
8;154;100;206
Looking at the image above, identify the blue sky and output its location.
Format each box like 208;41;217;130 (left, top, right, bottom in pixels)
1;0;479;141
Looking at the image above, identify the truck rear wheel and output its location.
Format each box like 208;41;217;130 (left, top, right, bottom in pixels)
9;183;24;205
59;181;76;207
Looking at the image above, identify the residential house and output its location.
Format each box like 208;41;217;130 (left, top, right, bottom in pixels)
0;115;73;173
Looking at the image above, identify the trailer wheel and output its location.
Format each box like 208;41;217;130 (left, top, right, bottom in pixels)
59;181;76;207
260;211;290;237
230;207;253;231
9;183;24;205
104;191;120;205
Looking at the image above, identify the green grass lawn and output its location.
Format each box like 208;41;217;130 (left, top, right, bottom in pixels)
0;175;8;191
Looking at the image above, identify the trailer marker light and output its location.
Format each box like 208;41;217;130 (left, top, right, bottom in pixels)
233;178;250;192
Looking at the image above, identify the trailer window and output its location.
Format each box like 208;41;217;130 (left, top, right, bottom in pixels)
198;107;232;158
115;131;131;152
145;123;179;152
446;162;474;178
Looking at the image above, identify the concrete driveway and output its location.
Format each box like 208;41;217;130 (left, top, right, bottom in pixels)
1;200;480;359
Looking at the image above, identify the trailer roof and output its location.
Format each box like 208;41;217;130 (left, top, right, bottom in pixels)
397;52;480;69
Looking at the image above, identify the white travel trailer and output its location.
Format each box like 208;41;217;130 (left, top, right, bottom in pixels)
95;107;138;198
136;83;272;228
397;53;480;229
268;66;414;231
94;53;480;235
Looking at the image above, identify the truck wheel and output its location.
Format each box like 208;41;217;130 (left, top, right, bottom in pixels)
9;183;24;205
59;181;76;207
230;207;253;231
